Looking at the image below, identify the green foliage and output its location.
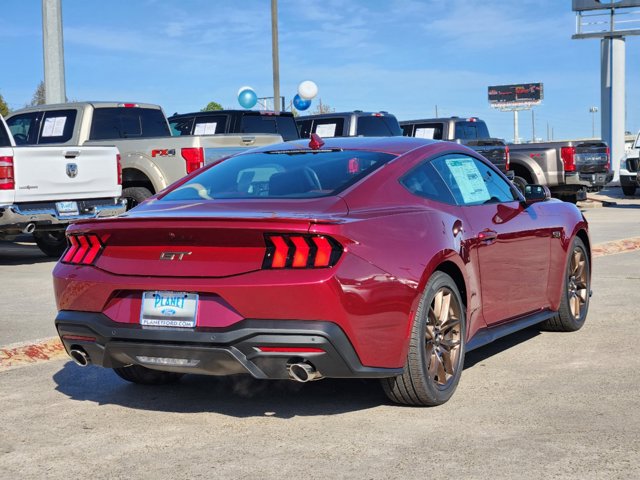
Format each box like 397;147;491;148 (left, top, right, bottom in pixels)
0;93;9;117
201;101;223;112
30;81;46;106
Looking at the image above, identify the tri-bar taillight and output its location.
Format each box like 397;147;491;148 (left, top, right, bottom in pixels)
61;234;104;265
262;234;342;269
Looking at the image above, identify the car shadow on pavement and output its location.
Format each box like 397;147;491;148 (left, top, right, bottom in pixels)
0;240;55;265
463;326;541;369
52;362;387;417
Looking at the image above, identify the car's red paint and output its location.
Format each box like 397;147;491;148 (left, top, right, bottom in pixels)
53;136;589;374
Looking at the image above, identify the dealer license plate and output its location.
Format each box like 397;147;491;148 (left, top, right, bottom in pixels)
140;291;198;328
56;201;79;216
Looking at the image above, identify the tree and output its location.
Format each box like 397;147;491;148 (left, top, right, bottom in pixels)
0;93;9;117
312;98;335;115
201;101;223;112
30;81;46;106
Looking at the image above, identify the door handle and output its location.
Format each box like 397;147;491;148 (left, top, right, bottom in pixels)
64;150;81;158
478;229;498;244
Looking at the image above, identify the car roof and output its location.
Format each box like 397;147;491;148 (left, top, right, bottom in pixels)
296;111;396;121
8;102;162;115
248;135;439;156
168;110;295;119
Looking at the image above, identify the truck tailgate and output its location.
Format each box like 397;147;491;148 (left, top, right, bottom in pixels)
12;146;121;202
199;133;283;165
575;142;609;173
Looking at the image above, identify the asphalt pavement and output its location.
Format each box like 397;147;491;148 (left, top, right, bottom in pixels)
1;189;639;479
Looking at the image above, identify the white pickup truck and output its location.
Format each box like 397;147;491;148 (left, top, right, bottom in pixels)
5;102;282;207
0;115;125;256
620;130;639;196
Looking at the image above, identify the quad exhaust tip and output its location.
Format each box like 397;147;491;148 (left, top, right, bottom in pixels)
287;361;322;383
69;348;90;367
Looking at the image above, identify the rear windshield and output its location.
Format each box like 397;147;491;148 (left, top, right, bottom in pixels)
161;149;395;200
89;107;170;140
454;121;490;140
356;116;402;136
240;115;299;141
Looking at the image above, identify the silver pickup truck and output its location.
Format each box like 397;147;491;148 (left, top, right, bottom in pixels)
0;115;124;256
508;140;612;202
6;102;282;207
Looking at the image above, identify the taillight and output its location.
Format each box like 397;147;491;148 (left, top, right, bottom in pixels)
61;233;104;265
181;147;204;174
505;145;510;171
116;153;122;185
262;234;342;269
0;156;15;190
118;103;139;108
561;146;576;172
605;147;611;170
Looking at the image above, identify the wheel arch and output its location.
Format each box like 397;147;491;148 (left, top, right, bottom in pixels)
122;167;157;194
509;153;546;185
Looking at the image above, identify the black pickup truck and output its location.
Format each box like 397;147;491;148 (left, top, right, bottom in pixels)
168;110;300;141
296;111;402;138
400;117;512;178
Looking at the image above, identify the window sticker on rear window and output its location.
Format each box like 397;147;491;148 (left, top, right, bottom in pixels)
445;158;490;204
415;127;435;139
316;123;337;137
194;122;217;135
42;116;67;137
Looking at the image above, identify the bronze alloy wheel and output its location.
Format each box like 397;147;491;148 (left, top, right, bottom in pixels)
426;288;462;388
568;247;589;320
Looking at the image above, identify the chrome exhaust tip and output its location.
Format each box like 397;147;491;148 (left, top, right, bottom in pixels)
22;223;36;234
69;348;90;367
287;362;322;383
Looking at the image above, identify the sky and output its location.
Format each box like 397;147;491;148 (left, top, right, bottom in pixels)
1;0;639;142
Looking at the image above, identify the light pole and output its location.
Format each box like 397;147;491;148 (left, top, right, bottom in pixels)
589;106;598;138
271;0;280;113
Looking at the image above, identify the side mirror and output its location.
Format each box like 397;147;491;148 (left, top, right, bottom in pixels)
523;184;551;204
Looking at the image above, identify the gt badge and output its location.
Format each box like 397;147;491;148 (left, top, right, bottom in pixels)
159;251;192;261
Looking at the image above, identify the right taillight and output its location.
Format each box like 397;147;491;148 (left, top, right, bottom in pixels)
181;147;205;174
116;153;122;185
262;234;342;269
0;156;15;190
61;233;104;265
561;146;576;172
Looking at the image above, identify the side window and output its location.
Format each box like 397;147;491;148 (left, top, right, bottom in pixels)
313;118;344;137
400;160;456;205
297;119;312;138
413;123;443;140
432;154;517;206
169;117;194;136
195;115;227;135
453;121;489;140
356;116;396;136
401;124;413;136
5;112;40;144
37;109;77;144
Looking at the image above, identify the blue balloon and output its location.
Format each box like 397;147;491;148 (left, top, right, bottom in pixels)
293;94;311;111
238;88;257;109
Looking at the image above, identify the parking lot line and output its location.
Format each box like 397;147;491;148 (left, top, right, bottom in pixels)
2;235;640;372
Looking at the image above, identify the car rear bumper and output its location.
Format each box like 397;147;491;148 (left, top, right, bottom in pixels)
55;310;403;380
0;197;126;233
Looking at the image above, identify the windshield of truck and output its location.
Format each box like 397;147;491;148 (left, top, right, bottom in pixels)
454;121;490;140
161;149;395;200
240;115;299;141
89;107;170;140
356;116;402;136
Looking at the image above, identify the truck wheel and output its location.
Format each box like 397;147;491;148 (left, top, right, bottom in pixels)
622;185;636;196
113;365;184;385
512;176;527;195
381;271;466;406
540;237;590;332
33;231;67;258
122;186;152;210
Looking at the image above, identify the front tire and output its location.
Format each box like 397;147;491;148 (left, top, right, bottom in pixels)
33;230;67;258
541;237;590;332
382;271;466;406
113;364;184;385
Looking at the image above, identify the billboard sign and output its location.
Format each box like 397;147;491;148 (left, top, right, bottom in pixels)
488;83;543;106
573;0;640;11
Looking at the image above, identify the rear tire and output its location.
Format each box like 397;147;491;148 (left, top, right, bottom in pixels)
541;237;590;332
33;230;67;258
382;271;466;406
622;185;636;196
113;364;184;385
122;186;152;210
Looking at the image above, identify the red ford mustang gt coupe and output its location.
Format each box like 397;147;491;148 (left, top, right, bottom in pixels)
53;136;591;406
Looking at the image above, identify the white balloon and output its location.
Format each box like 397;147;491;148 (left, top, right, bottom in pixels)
298;80;318;100
237;85;254;96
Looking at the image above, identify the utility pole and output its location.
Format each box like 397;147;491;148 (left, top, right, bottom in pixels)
42;0;66;104
435;105;439;117
547;122;550;141
513;110;519;144
589;106;599;138
531;109;536;142
271;0;280;113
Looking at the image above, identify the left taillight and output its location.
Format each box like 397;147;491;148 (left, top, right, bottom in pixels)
504;145;510;171
181;147;205;174
262;234;342;269
0;156;15;190
61;233;104;265
116;153;122;185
